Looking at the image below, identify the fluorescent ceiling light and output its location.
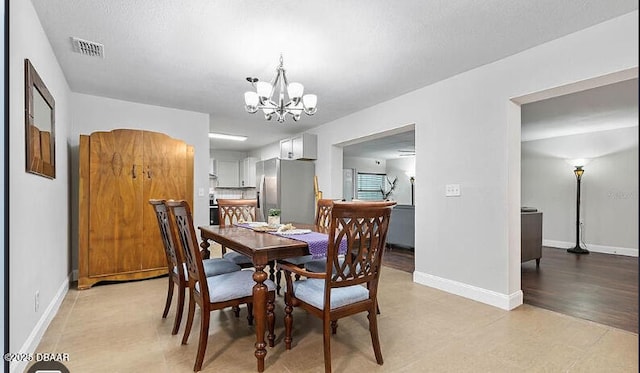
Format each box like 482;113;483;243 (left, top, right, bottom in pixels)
208;133;247;141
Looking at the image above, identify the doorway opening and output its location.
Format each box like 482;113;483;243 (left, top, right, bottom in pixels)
516;75;638;333
339;125;416;272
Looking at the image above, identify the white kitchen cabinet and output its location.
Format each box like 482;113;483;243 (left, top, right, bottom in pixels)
215;160;239;187
280;138;292;159
279;133;317;160
239;157;257;188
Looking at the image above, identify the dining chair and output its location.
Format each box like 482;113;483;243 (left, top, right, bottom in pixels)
216;199;257;267
148;199;242;335
303;199;382;316
304;199;370;272
279;200;396;373
276;198;335;281
167;200;277;372
217;198;281;295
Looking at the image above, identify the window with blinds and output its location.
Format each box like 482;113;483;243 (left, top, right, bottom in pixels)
356;173;385;200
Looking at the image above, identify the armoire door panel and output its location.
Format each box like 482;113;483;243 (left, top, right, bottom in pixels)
88;130;144;276
141;131;188;269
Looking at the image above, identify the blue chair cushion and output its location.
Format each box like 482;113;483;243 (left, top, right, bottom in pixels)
304;258;329;273
290;278;369;310
195;270;276;303
280;255;314;266
203;258;242;277
223;251;253;265
174;259;241;280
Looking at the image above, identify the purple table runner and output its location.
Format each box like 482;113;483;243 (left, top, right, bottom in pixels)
270;231;347;259
233;223;345;259
234;222;260;229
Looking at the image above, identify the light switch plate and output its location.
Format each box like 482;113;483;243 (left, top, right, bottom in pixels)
198;188;205;197
445;184;461;197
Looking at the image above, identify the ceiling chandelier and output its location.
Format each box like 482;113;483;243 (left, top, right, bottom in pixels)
244;54;317;123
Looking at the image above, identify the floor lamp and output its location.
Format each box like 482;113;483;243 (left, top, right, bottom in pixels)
567;165;589;254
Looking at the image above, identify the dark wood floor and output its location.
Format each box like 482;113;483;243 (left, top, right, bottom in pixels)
522;246;638;334
383;245;638;334
383;245;415;273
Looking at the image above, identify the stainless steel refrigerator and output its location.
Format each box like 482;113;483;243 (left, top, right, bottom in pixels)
255;158;316;224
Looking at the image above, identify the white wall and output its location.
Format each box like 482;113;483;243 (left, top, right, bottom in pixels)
522;128;638;255
248;141;280;161
307;12;638;310
343;156;386;174
70;92;210;273
9;0;72;369
210;149;247;161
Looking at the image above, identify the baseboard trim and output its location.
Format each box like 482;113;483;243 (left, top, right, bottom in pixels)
413;271;522;310
544;240;638;257
11;274;71;373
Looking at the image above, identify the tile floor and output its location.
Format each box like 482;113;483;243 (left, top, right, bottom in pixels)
30;258;638;372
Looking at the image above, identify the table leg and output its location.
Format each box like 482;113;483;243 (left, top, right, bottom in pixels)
199;237;211;259
252;264;268;372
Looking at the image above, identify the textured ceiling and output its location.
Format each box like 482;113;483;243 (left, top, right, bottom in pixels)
31;0;638;153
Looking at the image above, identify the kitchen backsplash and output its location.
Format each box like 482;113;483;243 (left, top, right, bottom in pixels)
211;188;257;201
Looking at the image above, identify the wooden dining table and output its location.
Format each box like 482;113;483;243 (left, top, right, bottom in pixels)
198;223;321;372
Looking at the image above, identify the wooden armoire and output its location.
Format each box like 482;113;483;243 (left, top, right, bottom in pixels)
78;129;194;289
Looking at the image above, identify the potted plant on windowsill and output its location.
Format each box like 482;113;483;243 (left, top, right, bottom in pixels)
268;208;281;226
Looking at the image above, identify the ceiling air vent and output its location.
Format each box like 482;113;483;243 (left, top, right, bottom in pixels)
71;37;104;58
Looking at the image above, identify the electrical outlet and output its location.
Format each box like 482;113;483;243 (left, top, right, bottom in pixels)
445;184;461;197
35;291;40;312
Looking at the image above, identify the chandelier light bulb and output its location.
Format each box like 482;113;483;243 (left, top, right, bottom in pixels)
287;82;304;100
244;91;259;112
302;94;317;114
256;81;272;99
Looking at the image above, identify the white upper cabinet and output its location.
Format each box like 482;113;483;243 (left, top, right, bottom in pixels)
280;133;317;160
215;160;239;187
239;157;257;188
280;138;293;159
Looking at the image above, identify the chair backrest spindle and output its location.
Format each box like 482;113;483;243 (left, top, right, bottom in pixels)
217;199;257;226
149;199;183;277
315;199;334;228
167;200;210;304
325;201;395;290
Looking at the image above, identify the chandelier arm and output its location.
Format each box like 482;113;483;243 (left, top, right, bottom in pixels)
267;70;281;100
265;99;278;109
